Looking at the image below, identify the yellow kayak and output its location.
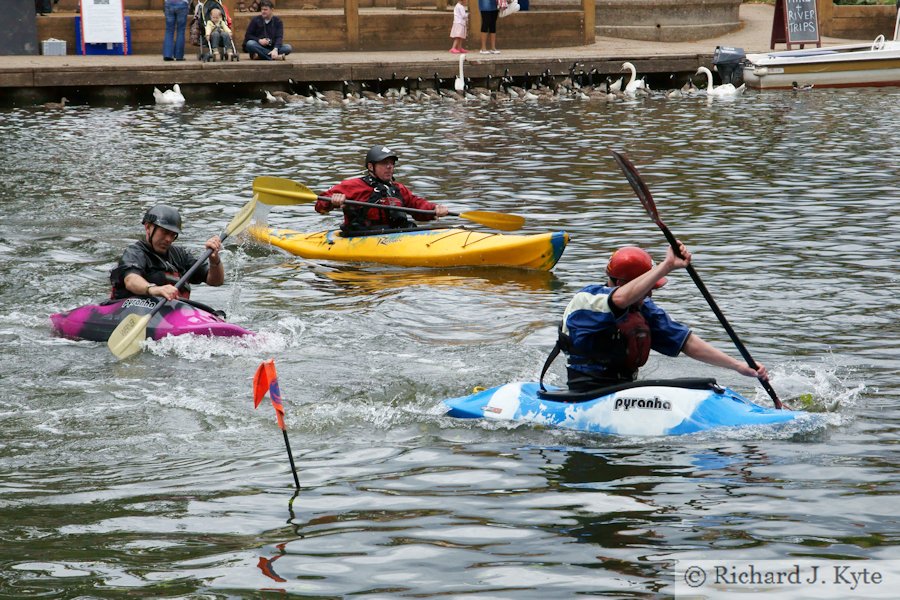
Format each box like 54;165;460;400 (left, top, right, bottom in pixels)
250;226;569;270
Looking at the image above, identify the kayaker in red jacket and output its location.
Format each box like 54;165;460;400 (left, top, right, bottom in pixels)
315;145;450;233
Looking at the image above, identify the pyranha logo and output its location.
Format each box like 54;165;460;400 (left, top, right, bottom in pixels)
122;297;157;310
614;396;672;411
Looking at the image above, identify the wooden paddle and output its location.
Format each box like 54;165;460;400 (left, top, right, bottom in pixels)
252;176;526;232
610;150;784;410
107;196;258;360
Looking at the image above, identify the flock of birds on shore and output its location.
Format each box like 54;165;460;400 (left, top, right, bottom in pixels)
41;59;807;109
253;61;750;107
251;61;748;107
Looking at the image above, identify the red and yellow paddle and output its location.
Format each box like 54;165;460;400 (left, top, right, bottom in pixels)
252;176;526;231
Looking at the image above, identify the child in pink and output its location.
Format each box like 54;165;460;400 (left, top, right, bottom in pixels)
450;0;468;54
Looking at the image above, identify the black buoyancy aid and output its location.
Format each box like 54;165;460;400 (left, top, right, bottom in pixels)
110;242;191;300
346;175;413;230
540;308;652;390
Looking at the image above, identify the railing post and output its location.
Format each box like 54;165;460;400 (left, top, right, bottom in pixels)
583;0;595;44
345;0;359;51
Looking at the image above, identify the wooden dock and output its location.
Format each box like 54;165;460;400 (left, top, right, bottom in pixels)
1;5;870;106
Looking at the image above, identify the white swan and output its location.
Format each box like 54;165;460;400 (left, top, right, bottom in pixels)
695;67;745;98
621;62;646;96
153;83;185;105
455;54;465;93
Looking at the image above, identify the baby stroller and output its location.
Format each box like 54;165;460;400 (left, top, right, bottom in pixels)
192;0;239;62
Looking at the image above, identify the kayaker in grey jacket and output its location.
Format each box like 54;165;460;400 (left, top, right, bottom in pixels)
110;204;224;301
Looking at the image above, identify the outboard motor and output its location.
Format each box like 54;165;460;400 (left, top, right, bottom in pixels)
712;45;746;86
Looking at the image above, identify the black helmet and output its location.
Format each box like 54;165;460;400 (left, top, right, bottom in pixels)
142;204;182;236
365;145;398;167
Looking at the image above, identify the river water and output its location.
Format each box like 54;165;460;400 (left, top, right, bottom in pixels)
1;88;898;597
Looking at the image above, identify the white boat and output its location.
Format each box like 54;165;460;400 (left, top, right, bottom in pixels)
444;378;800;436
743;35;900;90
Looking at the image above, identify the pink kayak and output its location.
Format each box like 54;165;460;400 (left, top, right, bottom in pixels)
50;297;252;342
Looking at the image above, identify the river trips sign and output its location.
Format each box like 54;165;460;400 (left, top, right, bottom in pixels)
771;0;822;49
79;0;127;47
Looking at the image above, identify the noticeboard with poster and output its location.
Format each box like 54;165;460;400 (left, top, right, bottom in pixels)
80;0;126;45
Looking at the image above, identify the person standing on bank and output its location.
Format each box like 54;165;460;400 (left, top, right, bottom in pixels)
478;0;500;54
110;205;224;301
243;0;292;60
163;0;191;61
314;145;450;234
449;0;468;54
553;242;768;391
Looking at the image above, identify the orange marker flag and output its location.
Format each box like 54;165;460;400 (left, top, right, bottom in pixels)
252;359;300;489
253;359;286;430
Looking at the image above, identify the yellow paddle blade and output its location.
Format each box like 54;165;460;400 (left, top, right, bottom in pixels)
459;210;525;231
225;195;258;238
107;313;152;360
253;176;318;205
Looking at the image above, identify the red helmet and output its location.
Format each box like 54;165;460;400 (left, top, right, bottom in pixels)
606;246;667;288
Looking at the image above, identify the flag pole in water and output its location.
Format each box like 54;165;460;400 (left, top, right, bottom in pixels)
253;359;300;490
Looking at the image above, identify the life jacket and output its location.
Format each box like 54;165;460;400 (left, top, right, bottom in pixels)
540;307;651;390
344;175;413;232
109;241;192;300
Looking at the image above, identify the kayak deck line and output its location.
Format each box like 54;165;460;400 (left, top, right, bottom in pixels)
424;228;502;249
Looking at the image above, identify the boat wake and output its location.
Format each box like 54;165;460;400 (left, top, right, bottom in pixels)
143;316;309;360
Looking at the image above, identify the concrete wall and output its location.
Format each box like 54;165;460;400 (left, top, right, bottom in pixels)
596;0;742;42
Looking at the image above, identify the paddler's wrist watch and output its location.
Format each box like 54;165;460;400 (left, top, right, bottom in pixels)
145;284;154;295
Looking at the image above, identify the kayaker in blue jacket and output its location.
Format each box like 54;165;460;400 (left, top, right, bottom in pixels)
110;204;223;301
554;242;768;391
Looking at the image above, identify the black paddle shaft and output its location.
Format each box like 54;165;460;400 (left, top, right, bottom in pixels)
340;198;456;218
611;150;783;409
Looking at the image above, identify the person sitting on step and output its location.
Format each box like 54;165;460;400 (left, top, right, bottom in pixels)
243;0;292;60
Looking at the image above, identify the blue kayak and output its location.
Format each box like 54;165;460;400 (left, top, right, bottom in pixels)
444;378;799;436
